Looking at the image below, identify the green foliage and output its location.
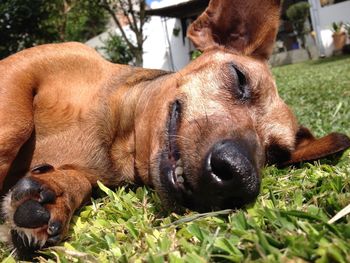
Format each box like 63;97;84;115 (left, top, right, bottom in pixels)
345;23;350;35
98;33;133;64
286;2;310;24
1;55;350;262
191;50;202;60
65;1;109;42
0;0;108;59
286;2;311;49
273;55;350;136
0;0;60;58
331;22;344;33
99;0;148;67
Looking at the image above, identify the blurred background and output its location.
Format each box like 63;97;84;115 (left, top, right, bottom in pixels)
1;0;350;70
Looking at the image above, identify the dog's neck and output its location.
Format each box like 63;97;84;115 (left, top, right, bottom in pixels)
107;67;174;186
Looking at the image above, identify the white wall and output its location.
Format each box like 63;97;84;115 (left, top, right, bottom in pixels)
86;16;191;71
142;17;191;71
318;1;350;28
309;0;350;56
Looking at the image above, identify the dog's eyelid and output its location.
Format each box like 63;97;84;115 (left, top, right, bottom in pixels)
228;63;251;101
233;65;247;86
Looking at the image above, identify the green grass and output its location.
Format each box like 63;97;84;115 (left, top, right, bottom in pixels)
1;55;350;262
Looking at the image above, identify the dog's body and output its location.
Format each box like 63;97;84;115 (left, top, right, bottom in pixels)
0;43;169;191
1;0;350;258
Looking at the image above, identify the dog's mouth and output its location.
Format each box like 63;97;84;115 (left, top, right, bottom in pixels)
159;100;193;208
157;100;261;212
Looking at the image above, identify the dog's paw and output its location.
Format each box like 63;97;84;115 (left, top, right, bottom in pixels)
1;165;71;254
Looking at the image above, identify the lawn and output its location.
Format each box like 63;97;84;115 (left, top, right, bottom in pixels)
1;55;350;262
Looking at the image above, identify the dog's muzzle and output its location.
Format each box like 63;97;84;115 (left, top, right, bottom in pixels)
160;131;260;212
158;100;260;211
196;139;260;210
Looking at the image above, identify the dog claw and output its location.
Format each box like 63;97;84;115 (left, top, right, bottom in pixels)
10;230;38;260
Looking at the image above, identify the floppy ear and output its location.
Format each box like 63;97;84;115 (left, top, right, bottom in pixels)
282;126;350;166
187;0;281;59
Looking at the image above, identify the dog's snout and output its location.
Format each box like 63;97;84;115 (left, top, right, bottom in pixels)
207;140;253;184
195;139;260;211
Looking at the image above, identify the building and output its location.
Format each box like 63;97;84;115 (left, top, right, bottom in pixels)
86;0;208;71
309;0;350;56
86;0;350;70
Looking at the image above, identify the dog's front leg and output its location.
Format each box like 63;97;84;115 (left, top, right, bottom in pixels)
1;164;93;258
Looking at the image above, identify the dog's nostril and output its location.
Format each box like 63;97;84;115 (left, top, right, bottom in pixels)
206;139;255;185
210;153;236;181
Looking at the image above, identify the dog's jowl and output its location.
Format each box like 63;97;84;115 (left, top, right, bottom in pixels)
0;0;350;258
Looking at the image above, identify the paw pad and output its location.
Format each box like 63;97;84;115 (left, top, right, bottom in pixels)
13;200;50;228
11;177;41;202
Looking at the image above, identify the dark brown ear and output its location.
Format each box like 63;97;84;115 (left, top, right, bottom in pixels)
283;126;350;166
187;0;281;59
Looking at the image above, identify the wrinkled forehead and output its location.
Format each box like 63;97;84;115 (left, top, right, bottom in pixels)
174;50;271;121
178;48;275;92
179;49;272;81
177;49;277;104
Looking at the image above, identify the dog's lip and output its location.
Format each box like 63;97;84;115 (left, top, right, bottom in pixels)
165;157;189;192
160;151;193;206
159;100;193;204
167;158;184;186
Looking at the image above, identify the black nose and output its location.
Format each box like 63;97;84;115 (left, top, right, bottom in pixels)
198;139;260;210
208;139;255;185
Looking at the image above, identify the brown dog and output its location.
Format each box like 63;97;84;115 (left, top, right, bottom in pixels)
1;0;349;258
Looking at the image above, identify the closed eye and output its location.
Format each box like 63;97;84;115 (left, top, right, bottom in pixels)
229;63;251;101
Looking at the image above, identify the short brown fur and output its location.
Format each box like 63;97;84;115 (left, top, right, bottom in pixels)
0;0;349;257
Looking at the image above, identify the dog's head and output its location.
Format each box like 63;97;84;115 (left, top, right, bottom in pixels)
129;0;350;212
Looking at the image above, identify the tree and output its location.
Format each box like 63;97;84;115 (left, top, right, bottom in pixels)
286;2;311;52
0;0;60;58
99;32;133;64
99;0;147;66
64;0;109;42
0;0;108;59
